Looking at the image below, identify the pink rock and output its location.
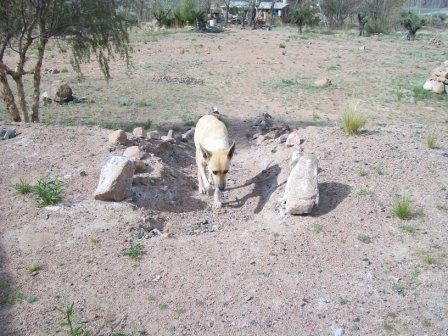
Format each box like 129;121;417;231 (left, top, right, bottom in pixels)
286;132;304;147
108;130;127;145
123;146;145;159
133;127;147;138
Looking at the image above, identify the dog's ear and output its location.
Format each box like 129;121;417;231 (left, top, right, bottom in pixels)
200;144;212;160
227;142;236;159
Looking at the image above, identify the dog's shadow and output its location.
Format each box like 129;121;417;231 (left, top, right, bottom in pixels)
227;164;283;213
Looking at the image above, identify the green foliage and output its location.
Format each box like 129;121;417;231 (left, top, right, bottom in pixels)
426;133;437;149
358;235;373;244
13;180;32;194
400;225;416;234
412;86;448;101
400;11;425;41
358;188;374;196
393;195;412;220
33;178;62;207
123;243;144;260
364;18;391;35
56;303;92;336
289;3;320;33
27;261;41;275
342;105;366;135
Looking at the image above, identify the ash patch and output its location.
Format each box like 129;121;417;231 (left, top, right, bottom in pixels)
153;75;204;85
183;219;222;235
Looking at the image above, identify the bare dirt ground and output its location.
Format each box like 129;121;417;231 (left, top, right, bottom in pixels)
1;26;448;335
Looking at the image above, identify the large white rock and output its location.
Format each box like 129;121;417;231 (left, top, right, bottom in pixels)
94;156;135;201
283;154;319;215
423;80;434;91
431;81;446;94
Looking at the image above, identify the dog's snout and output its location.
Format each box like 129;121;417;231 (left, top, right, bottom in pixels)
218;185;226;191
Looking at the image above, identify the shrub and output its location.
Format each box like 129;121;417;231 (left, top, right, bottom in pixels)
33;178;62;207
400;11;425;41
342;105;366;135
426;133;437;149
123;242;144;260
289;2;320;33
13;180;32;194
393;195;412;220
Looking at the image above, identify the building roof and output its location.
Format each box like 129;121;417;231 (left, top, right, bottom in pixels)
220;1;249;8
257;1;289;9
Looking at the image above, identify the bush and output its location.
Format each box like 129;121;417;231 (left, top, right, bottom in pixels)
342;105;366;135
33;178;62;207
365;18;391;35
400;11;425;41
393;195;412;220
289;2;320;33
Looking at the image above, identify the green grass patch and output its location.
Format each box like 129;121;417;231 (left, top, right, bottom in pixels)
358;234;373;244
123;243;144;260
359;168;368;177
437;204;448;212
426;133;437;149
400;225;416;234
13;180;32;194
412;86;448;101
27;261;41;275
342;105;366;135
393;195;412;220
358;188;374;196
180;112;198;126
33;178;62;207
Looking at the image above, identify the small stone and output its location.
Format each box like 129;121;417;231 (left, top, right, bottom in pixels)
256;134;265;145
161;129;175;143
132;127;147;138
331;326;344;336
245;295;254;302
431;81;446;94
181;127;195;141
123;146;145;159
359;45;366;50
314;77;332;87
108;130;127;145
276;133;288;143
148;130;161;140
285;132;304;147
134;160;146;173
80;171;87;177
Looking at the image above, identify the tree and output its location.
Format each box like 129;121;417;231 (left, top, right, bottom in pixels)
400;11;425;41
0;0;135;123
357;11;368;36
289;2;320;33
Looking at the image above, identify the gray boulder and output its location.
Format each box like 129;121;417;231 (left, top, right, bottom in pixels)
94;156;135;201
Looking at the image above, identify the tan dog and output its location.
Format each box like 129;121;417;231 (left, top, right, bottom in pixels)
194;114;235;208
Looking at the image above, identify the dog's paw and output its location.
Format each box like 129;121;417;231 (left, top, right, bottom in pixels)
198;185;207;194
213;200;223;209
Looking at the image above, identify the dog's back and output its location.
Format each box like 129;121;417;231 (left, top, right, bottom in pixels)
194;115;229;151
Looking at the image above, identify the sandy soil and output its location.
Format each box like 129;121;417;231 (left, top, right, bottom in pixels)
0;26;448;336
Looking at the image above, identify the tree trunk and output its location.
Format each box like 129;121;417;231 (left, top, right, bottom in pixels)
0;68;21;122
31;39;47;122
225;3;230;25
13;76;30;122
299;24;303;33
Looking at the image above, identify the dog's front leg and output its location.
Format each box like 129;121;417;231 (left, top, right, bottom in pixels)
213;187;222;208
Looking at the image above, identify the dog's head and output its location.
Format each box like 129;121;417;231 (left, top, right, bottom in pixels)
200;142;235;191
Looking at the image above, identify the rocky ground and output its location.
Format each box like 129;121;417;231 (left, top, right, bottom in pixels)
1;111;447;335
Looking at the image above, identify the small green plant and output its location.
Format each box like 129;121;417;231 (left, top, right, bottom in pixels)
180;112;197;126
147;295;157;302
358;188;374;196
400;225;416;234
421;319;432;327
158;303;168;310
273;233;280;239
342;105;366;135
27;261;41;275
123;243;144;260
56;302;92;336
310;225;322;234
90;236;99;245
392;282;406;295
339;298;348;305
117;97;133;106
374;165;385;175
13;180;32;194
359;168;368;177
393;195;412;220
33;178;62;206
136;99;153;107
437;204;448;212
426;133;437;149
175;307;187;316
358;234;372;244
279;43;286;48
